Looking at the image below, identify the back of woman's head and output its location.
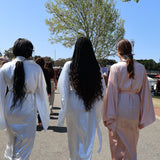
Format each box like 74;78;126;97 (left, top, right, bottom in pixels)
45;62;53;69
12;38;34;108
116;39;135;79
45;62;54;78
35;57;45;69
69;37;103;111
13;38;33;58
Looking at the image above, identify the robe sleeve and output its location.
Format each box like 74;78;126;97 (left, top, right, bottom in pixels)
0;68;7;130
35;70;50;131
139;68;156;129
57;61;71;127
103;65;118;132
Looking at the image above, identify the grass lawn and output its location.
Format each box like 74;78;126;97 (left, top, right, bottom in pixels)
152;96;160;108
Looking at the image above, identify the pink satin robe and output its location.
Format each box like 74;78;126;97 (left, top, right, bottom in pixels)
103;60;155;160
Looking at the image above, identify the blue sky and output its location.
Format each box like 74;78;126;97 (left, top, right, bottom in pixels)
0;0;159;62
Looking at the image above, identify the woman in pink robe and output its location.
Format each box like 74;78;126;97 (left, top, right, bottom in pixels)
103;39;155;160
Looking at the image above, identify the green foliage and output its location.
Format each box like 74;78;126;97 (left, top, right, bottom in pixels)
43;56;54;64
98;58;160;71
122;0;139;2
157;63;160;71
32;55;41;61
45;0;125;58
136;59;160;71
4;48;14;60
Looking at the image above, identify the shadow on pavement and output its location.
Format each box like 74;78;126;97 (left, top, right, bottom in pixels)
53;106;61;110
50;112;59;120
47;126;67;133
50;112;59;116
50;116;58;120
36;126;67;133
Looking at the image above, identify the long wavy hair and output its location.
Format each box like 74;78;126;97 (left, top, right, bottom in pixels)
117;39;135;79
69;37;103;111
12;38;33;107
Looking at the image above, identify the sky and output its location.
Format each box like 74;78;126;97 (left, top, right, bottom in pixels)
0;0;159;63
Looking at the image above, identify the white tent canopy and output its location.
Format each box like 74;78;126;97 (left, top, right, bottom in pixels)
147;76;154;82
147;76;156;91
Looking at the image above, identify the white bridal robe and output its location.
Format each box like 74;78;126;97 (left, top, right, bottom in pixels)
57;61;106;160
103;60;156;160
0;56;50;160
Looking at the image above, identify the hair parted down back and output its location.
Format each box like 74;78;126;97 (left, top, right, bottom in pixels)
117;39;135;79
12;38;33;108
69;37;103;111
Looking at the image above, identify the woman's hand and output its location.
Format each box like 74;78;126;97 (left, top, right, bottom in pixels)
103;121;108;127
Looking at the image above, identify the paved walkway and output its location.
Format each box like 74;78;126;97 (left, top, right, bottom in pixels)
154;107;160;118
0;92;160;160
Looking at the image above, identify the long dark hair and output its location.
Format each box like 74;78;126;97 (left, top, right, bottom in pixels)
69;37;103;111
45;62;54;79
12;38;33;107
117;39;135;79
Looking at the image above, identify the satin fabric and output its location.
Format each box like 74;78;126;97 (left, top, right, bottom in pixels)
0;56;50;160
57;61;106;160
103;60;156;160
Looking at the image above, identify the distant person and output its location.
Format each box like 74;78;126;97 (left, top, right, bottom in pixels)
35;57;51;126
0;38;50;159
103;39;155;160
57;37;106;160
55;67;62;82
156;80;160;91
103;72;108;86
0;57;9;67
45;62;57;113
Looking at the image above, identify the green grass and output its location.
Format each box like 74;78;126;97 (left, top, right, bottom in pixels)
152;96;160;108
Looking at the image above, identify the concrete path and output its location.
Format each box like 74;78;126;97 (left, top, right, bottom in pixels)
0;91;160;160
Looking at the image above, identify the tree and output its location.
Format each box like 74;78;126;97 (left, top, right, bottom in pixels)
54;58;68;67
54;57;71;67
43;56;55;65
45;0;125;59
157;63;160;71
4;48;14;60
136;59;159;71
33;55;41;61
122;0;139;2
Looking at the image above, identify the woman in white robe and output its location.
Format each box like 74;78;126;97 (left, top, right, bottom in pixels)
57;37;106;160
103;39;155;160
0;38;50;160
